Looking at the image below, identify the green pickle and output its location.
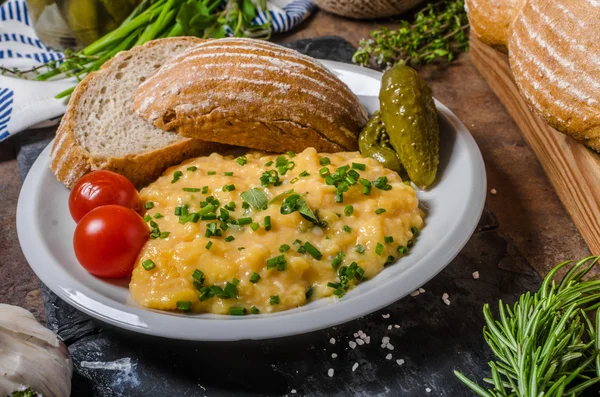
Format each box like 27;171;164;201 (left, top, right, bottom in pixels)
358;111;404;174
379;64;440;189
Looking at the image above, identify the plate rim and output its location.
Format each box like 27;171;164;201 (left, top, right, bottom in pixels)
16;60;487;341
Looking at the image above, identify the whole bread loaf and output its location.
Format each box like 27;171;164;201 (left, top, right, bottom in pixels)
314;0;425;19
465;0;525;52
134;38;368;153
51;38;222;188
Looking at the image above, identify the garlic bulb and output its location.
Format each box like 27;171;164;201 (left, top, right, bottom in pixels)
0;304;72;396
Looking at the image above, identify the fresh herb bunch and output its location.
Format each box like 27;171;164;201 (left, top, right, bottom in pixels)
1;0;270;98
455;256;600;397
353;0;469;69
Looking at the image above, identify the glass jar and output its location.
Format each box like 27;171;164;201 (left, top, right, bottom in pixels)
26;0;141;51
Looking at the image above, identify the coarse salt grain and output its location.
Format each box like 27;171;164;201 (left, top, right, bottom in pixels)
490;188;497;195
387;325;392;330
349;341;357;349
386;353;392;360
426;388;431;393
382;313;390;319
382;336;390;343
354;333;358;337
352;362;359;372
387;344;395;351
442;293;449;300
419;288;425;293
381;344;386;348
330;338;336;344
291;390;297;394
472;271;480;279
365;336;371;344
328;368;334;377
394;324;400;329
397;359;405;365
331;353;337;358
410;290;420;297
356;339;364;345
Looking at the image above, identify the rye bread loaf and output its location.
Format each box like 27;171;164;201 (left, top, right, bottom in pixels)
508;0;600;150
133;38;368;153
465;0;525;52
314;0;425;19
51;37;223;188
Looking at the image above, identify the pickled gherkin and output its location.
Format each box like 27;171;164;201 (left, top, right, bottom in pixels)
379;64;439;189
358;111;403;174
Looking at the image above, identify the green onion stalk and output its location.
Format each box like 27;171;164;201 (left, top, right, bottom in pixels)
455;256;600;396
22;0;271;98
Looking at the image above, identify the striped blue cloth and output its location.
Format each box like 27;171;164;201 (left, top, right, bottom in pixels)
0;0;316;142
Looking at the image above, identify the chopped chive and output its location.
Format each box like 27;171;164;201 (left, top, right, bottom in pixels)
199;287;214;302
293;239;302;245
241;202;250;210
145;202;154;210
343;225;352;233
229;307;246;316
287;151;296;158
142;259;156;270
269;295;280;305
398;246;407;254
375;208;387;215
385;255;396;265
224;282;238;299
355;244;366;253
411;226;419;235
352;162;366;171
192;269;204;282
236;156;247;166
363;184;372;195
335;193;343;203
299;170;310;177
250;222;260;231
144;215;152;222
223;184;236;192
375;243;384;255
264;216;272;231
171;171;183;183
279;244;290;253
407;239;414;248
202;186;209;194
266;255;286;271
225;202;236;211
319;157;331;166
331;252;345;269
238;247;245;251
373;176;392;191
176;301;192;311
224;235;235;242
251;306;260;314
201;213;216;221
160;231;170;239
190;213;201;223
206;241;213;250
305;286;314;300
303;242;322;260
174;207;182;216
223;172;234;176
207;171;216;175
149;220;158;228
249;272;261;283
187;166;198;172
265;160;274;166
290;177;299;184
355;266;365;280
344;205;354;216
238;217;253;225
183;188;201;192
327;282;341;289
385;236;394;244
319;167;331;178
154;213;164;219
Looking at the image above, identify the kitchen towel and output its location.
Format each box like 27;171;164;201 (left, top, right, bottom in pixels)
0;0;316;142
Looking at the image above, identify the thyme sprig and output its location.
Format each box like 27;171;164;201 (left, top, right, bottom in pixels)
1;0;270;98
455;256;600;397
353;0;469;70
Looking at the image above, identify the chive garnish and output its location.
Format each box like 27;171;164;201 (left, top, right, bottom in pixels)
225;202;236;211
187;166;198;172
250;222;260;231
355;244;366;253
385;236;394;243
264;216;272;231
144;215;152;222
352;163;366;171
411;226;419;235
270;295;280;305
176;301;192;311
223;184;236;192
145;202;154;209
241;202;250;210
373;176;392;190
251;306;260;314
236;156;247;166
229;307;246;316
266;255;286;271
171;171;183;183
344;205;354;216
224;236;235;242
192;269;204;282
199;287;214;302
331;252;345;269
375;208;387;215
398;246;407;254
183;188;201;192
224;281;238;299
160;232;170;239
385;256;396;265
319;157;331;166
238;217;252;225
206;241;213;250
287;151;296;158
154;213;164;219
142;259;156;270
223;172;234;176
319;167;330;178
249;272;261;283
299;170;310;177
335;193;343;203
290;177;299;184
305;287;314;300
327;282;341;289
343;225;352;233
407;239;414;248
202;186;209;194
265;161;274;166
375;243;384;255
190;213;200;223
279;244;290;253
207;171;216;175
303;242;322;260
363;184;372;195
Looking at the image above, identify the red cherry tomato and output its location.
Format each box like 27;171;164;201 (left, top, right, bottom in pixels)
69;170;140;223
74;205;149;278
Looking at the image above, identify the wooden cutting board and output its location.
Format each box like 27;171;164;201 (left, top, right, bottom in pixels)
470;36;600;255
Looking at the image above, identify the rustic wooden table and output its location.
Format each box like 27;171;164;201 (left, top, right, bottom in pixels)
0;10;591;324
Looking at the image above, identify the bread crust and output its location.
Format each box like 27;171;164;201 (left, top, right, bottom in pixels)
50;37;222;188
465;0;525;53
134;38;368;153
508;0;600;150
314;0;424;19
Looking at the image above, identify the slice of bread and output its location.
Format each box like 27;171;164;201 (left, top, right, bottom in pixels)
133;38;368;153
50;37;223;188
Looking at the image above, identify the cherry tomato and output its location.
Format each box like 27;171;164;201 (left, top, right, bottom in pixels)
74;205;149;278
69;170;140;223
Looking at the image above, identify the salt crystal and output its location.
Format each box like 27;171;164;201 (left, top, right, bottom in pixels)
365;336;371;344
443;298;451;306
349;341;357;349
394;324;400;329
353;333;358;338
382;336;390;344
426;388;431;393
490;188;497;195
382;313;390;319
358;330;363;335
291;390;297;394
387;325;392;330
330;338;336;344
328;368;334;377
386;353;392;360
380;344;386;348
356;339;364;345
410;291;420;297
387;344;395;351
397;359;405;365
419;288;425;293
331;353;337;358
352;362;359;372
472;271;480;279
442;293;449;300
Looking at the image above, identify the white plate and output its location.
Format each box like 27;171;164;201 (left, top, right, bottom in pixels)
17;60;486;341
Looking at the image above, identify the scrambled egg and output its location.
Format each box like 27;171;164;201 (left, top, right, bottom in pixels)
130;148;423;315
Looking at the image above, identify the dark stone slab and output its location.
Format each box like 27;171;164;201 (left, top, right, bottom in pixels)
17;36;542;397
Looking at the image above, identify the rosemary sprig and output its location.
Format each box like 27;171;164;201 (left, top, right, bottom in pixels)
0;0;270;98
353;0;469;70
455;256;600;397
